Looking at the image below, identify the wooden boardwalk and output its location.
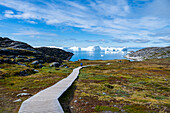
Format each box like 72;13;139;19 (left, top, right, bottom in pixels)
18;66;83;113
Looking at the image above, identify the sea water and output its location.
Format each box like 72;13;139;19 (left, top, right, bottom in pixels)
70;48;142;61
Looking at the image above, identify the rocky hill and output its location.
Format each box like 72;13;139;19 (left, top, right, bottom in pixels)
125;46;170;61
0;37;35;51
0;37;73;65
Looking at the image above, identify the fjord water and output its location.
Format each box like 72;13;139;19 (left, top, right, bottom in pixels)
70;48;141;61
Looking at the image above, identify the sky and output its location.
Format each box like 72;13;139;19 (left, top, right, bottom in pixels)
0;0;170;47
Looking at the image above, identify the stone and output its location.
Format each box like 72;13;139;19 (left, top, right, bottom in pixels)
17;55;27;58
121;109;125;112
31;60;39;65
19;70;29;76
13;99;22;102
27;58;36;61
34;70;39;73
106;63;112;65
17;63;27;66
101;111;113;113
85;102;88;104
50;62;60;67
59;64;67;67
39;63;43;68
17;93;32;97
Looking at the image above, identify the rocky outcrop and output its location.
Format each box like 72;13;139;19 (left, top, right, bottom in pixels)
125;46;170;61
0;37;35;51
0;37;73;64
35;47;73;61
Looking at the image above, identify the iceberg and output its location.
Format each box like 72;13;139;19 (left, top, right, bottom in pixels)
45;46;128;52
92;46;101;52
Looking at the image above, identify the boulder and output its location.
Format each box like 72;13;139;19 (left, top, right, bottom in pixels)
31;60;39;65
50;62;60;67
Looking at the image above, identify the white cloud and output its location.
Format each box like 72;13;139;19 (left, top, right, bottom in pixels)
12;30;57;37
0;0;170;43
159;37;170;43
26;20;37;24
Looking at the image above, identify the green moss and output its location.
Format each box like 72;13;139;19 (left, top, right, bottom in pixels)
95;105;120;112
123;105;154;113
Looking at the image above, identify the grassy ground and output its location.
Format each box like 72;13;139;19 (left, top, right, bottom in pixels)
63;58;170;113
1;58;170;113
0;62;72;113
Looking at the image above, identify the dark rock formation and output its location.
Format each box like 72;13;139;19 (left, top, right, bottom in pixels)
0;37;35;51
35;47;73;61
125;46;170;61
0;37;73;65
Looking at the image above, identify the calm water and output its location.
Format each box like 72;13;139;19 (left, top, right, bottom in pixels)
70;48;141;61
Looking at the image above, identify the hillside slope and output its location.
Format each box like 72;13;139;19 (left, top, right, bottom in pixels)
125;46;170;61
0;37;73;63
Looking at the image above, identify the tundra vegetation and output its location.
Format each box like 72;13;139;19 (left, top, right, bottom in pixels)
0;57;170;112
60;58;170;113
0;55;72;113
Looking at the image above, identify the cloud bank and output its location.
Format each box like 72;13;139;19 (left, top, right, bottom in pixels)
0;0;170;45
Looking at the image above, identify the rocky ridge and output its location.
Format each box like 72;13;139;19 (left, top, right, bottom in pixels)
125;46;170;61
0;37;73;65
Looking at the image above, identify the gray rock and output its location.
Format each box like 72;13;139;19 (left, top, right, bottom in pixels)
34;70;39;73
13;99;22;102
17;93;32;97
39;63;43;68
17;63;27;66
50;62;60;67
19;70;29;76
27;58;36;61
101;111;113;113
17;55;27;58
59;64;67;67
5;55;16;59
0;37;35;51
125;46;170;61
31;60;39;65
106;63;112;65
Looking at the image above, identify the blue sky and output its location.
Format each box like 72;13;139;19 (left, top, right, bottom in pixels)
0;0;170;47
